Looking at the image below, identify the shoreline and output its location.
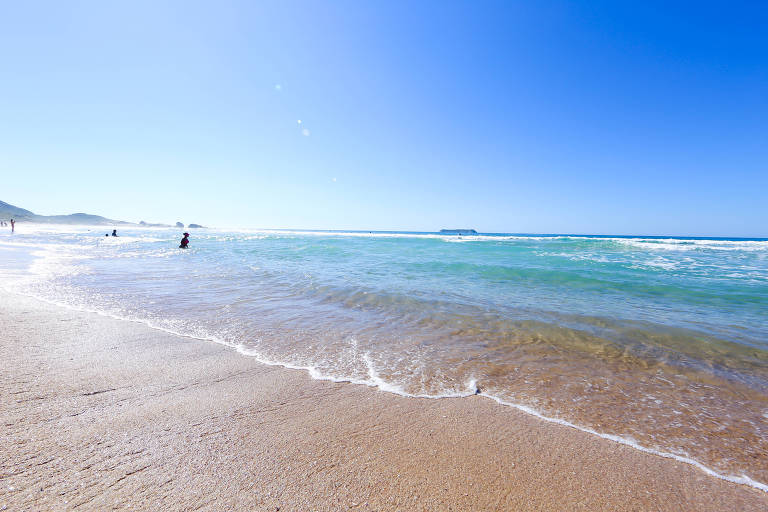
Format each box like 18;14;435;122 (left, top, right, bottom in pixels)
16;288;768;494
1;290;766;510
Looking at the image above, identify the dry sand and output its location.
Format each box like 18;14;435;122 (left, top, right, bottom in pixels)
1;291;765;511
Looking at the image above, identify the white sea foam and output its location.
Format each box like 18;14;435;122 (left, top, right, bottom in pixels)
241;229;768;252
8;223;768;252
615;238;768;252
481;394;768;493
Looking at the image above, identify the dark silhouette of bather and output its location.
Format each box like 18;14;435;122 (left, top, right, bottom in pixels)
179;232;190;249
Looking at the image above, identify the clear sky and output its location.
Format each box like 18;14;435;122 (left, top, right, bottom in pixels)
1;1;766;236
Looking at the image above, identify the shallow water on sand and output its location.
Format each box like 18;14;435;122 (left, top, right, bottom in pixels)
1;226;766;487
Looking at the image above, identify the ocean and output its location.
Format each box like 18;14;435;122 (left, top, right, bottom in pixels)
1;225;766;490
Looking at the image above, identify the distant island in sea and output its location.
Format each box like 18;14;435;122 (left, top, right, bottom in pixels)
0;199;205;229
439;229;478;235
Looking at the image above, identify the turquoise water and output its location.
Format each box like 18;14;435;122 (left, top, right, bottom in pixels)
1;226;767;488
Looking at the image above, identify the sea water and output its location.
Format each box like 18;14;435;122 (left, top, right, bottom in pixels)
0;225;766;489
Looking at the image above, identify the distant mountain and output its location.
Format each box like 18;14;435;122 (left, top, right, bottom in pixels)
0;200;35;218
0;199;132;226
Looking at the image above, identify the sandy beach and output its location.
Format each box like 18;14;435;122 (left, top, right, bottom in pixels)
1;291;765;511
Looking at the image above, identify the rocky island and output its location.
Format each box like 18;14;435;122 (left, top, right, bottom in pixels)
439;229;478;235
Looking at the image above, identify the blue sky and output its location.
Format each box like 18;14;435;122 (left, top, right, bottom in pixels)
1;1;766;236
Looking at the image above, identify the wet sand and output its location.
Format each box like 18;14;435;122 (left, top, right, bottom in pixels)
1;291;765;511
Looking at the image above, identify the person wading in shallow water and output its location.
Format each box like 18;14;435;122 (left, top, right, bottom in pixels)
10;219;15;233
179;232;190;249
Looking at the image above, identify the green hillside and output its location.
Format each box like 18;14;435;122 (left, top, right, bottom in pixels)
0;200;131;226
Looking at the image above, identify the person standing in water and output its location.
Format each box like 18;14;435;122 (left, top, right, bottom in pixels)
179;232;190;249
10;219;15;233
111;229;118;237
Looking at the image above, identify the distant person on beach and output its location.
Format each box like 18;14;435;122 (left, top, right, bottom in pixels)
111;229;118;237
10;219;14;233
179;232;190;249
